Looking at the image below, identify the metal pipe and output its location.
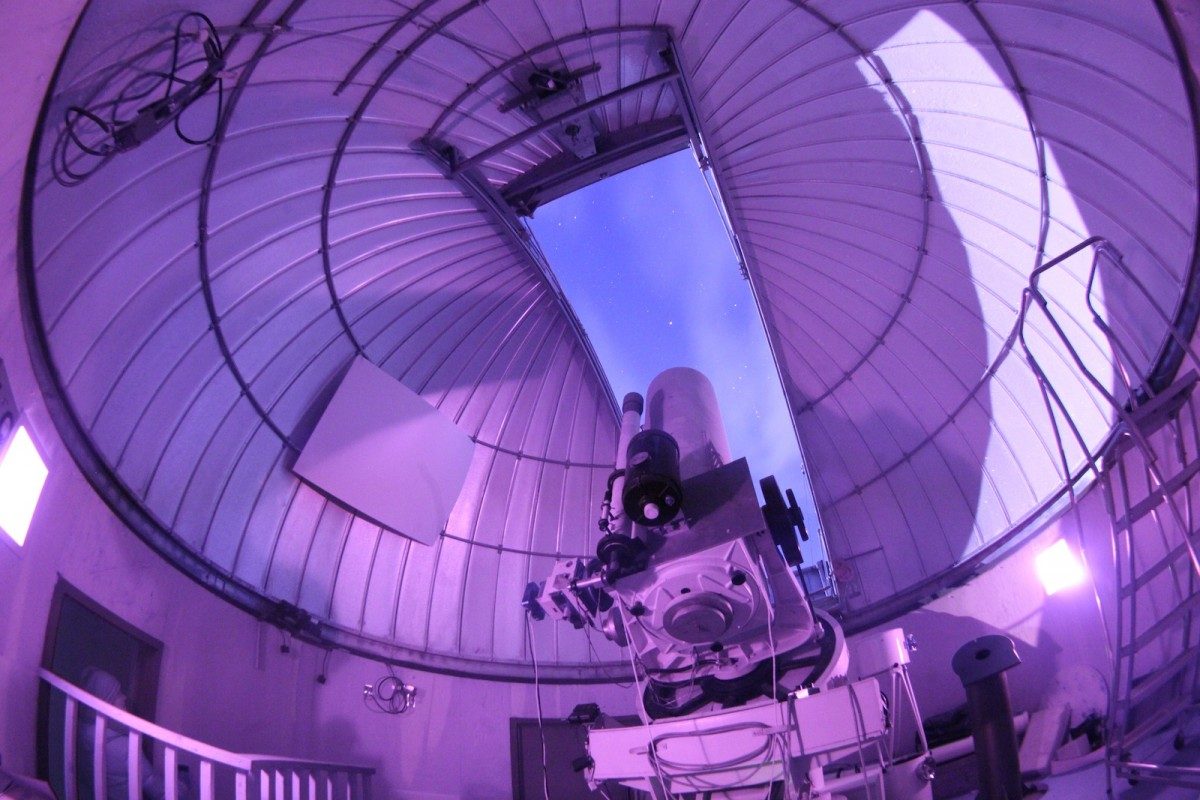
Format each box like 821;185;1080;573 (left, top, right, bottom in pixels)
952;635;1024;800
926;712;1030;764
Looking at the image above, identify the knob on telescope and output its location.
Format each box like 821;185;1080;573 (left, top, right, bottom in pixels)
760;475;807;567
596;533;645;585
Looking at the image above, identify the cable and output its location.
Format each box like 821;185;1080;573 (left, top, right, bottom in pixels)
51;13;467;184
757;551;797;798
847;682;880;800
54;11;226;185
317;649;331;684
617;601;678;799
167;13;225;145
650;722;775;771
362;663;417;715
755;551;787;701
583;625;633;689
524;616;551;800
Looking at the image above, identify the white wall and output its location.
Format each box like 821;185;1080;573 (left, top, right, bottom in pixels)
852;489;1115;726
0;0;90;769
0;448;633;799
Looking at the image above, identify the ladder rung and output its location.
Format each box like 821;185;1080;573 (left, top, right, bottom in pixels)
1121;541;1197;597
1119;696;1192;746
1113;458;1200;530
1123;649;1197;707
1107;372;1199;461
1122;591;1200;655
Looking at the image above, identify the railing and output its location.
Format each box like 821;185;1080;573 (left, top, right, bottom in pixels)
41;670;374;800
1011;237;1200;790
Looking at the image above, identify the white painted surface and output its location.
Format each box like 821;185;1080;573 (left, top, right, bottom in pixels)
0;426;48;547
0;2;1194;796
294;357;474;546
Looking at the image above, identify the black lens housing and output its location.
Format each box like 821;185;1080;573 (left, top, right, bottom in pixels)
622;429;682;526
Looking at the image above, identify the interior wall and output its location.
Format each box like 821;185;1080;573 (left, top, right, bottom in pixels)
0;0;89;770
0;453;634;800
853;487;1115;726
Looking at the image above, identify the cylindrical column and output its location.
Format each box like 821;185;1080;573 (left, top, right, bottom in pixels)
644;367;731;480
853;627;910;678
951;635;1023;800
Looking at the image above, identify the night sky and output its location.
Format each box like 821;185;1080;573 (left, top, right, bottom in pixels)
528;148;826;564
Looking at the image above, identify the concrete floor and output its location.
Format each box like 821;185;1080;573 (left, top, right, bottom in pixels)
946;731;1200;800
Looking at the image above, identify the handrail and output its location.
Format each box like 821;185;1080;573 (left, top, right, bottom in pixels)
41;669;374;800
244;759;372;774
42;670;256;770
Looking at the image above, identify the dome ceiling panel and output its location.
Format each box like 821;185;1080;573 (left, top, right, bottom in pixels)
203;428;283;568
355;530;407;637
27;0;639;679
297;503;355;612
685;0;1196;612
263;483;330;599
326;515;382;624
21;0;1199;676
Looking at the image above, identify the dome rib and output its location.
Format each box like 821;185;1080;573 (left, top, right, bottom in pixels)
21;0;1200;676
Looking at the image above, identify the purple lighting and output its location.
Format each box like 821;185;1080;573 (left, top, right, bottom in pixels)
1035;539;1086;596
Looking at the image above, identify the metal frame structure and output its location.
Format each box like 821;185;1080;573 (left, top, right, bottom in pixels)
1012;236;1200;791
17;0;1200;682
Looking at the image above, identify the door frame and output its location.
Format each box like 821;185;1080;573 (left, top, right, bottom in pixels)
35;577;164;780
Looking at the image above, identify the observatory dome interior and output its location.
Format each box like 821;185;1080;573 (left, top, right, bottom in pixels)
2;0;1200;798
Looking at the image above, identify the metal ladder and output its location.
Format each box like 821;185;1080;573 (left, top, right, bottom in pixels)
1015;237;1200;791
1100;372;1200;788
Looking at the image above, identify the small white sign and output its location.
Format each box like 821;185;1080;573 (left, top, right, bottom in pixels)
293;357;475;545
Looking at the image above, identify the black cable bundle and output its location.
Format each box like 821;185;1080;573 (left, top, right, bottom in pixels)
362;670;418;715
55;12;226;185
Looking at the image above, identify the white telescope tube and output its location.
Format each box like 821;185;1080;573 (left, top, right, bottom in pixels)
645;366;732;480
608;392;643;537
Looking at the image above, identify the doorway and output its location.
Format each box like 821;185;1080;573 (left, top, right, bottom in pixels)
36;579;163;798
510;716;643;799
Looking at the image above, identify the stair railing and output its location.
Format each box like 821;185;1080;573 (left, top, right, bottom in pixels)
41;669;374;800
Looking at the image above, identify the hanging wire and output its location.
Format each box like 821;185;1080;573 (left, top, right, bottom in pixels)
362;663;417;715
617;600;680;799
54;11;226;185
847;683;881;800
316;649;331;684
583;625;633;689
165;13;225;145
524;616;552;800
758;552;793;798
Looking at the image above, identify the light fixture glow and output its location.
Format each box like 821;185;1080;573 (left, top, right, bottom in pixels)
1035;539;1086;595
0;426;49;547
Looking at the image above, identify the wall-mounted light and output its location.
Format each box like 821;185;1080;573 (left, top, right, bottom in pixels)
0;425;49;547
1035;539;1086;595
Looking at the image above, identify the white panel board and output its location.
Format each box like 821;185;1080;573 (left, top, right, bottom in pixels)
293;357;474;545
